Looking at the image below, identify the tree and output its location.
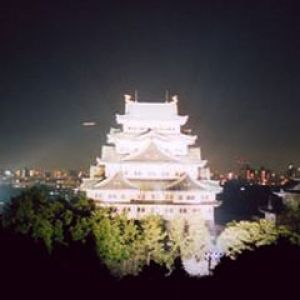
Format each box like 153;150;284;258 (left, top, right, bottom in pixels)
140;215;167;266
181;214;211;261
92;212;171;277
167;216;186;260
92;210;145;276
68;195;95;243
2;187;67;252
1;187;96;253
277;204;300;244
2;186;48;234
217;219;289;259
168;214;210;261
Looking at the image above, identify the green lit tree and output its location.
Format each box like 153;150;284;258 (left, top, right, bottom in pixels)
181;214;211;261
140;215;167;266
277;204;300;243
2;187;66;252
168;214;210;265
68;195;95;242
167;216;186;259
2;186;48;234
217;219;290;259
92;212;172;276
2;187;96;252
118;217;145;275
92;210;145;276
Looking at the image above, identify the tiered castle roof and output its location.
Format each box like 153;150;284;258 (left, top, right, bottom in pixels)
86;170;221;194
122;142;179;162
108;129;196;144
93;172;137;190
116;99;188;124
81;95;222;209
99;143;207;166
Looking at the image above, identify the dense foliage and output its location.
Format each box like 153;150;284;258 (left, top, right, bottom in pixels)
217;219;290;258
2;187;95;252
277;196;300;243
1;187;211;277
2;186;300;278
2;187;300;298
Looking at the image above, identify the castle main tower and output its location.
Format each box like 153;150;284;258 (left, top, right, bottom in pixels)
81;94;222;229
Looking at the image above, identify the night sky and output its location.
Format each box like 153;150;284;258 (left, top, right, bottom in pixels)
1;0;300;172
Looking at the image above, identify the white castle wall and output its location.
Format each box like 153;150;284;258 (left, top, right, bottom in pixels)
87;189;215;204
97;202;214;222
122;121;181;134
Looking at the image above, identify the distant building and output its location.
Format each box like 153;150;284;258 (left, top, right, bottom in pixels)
81;95;222;229
259;196;277;223
287;163;297;179
275;178;300;208
15;168;30;178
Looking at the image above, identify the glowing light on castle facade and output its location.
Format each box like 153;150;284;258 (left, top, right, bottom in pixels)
81;94;222;228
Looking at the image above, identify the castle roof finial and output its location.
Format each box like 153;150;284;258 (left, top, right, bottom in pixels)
124;94;132;103
165;90;170;102
172;95;178;104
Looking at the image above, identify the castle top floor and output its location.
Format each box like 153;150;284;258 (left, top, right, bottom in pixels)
116;95;188;134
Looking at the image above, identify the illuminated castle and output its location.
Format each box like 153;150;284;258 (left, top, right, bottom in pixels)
81;94;222;228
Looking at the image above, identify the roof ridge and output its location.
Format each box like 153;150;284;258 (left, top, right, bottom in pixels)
122;141;180;162
166;173;202;189
94;171;138;189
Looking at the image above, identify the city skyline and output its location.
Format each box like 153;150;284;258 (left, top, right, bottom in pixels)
1;1;300;172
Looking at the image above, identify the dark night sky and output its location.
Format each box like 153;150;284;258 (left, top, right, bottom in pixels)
0;0;300;172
